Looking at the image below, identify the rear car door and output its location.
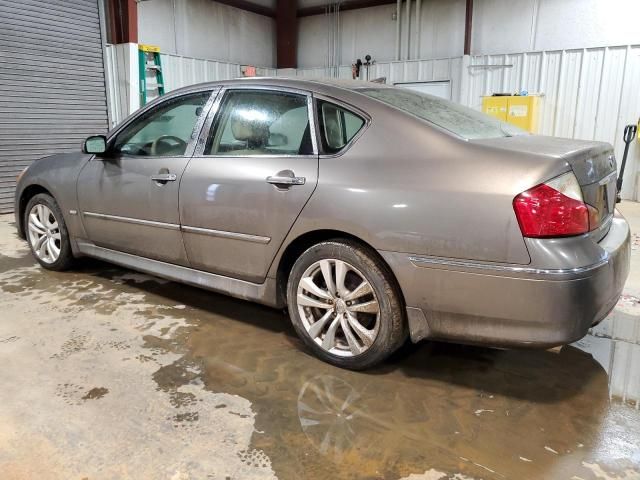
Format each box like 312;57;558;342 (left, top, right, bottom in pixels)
179;87;319;283
77;90;214;265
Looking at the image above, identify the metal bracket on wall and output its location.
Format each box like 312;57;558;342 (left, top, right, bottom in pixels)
468;64;514;69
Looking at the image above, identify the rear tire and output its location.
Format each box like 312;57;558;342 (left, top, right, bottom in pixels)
24;193;74;271
287;239;406;370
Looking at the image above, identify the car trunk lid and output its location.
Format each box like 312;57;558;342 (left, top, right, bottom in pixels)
472;135;617;240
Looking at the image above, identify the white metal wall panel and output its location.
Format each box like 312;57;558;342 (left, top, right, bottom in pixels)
0;0;108;213
160;54;241;92
467;45;640;200
281;57;464;102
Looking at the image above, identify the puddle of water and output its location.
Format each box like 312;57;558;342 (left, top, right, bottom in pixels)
573;296;640;409
1;219;639;479
186;314;640;480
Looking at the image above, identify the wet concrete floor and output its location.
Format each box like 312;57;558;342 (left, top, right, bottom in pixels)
0;208;639;480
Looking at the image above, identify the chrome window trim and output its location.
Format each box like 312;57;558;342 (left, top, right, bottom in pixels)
181;225;271;244
186;89;221;157
194;85;318;158
313;93;371;159
83;212;180;231
192;154;317;159
104;87;219;159
408;254;609;276
307;93;319;155
194;88;225;156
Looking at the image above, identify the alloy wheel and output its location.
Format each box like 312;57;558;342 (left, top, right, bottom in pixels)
28;204;61;264
296;259;380;357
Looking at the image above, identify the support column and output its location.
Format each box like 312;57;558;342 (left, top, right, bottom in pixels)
464;0;473;56
108;0;138;44
277;0;298;68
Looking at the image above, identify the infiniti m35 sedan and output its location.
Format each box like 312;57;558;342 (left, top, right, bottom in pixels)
15;78;630;369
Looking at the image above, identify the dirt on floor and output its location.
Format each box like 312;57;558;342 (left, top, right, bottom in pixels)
0;206;639;480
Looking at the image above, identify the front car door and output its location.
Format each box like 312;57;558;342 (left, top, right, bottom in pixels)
179;86;319;283
77;89;215;265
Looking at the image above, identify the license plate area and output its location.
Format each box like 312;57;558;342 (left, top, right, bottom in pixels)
596;172;617;220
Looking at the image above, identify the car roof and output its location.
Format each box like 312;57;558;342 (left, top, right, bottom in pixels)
168;77;392;98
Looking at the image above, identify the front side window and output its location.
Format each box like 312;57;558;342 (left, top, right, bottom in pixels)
205;90;313;156
317;101;365;154
112;91;210;157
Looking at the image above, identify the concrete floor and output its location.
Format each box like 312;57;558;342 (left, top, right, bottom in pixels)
1;207;640;480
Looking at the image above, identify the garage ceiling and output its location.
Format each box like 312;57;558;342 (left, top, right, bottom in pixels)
209;0;397;17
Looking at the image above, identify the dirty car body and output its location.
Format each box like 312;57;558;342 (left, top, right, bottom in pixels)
15;78;630;368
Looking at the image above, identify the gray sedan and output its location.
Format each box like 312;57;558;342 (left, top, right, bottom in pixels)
14;78;630;369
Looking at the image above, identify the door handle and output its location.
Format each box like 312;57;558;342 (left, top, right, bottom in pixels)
266;175;306;186
151;173;177;182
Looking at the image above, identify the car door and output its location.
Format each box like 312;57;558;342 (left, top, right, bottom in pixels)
77;89;215;265
179;86;319;283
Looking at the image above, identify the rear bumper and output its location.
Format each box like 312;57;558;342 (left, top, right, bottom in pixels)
381;212;631;348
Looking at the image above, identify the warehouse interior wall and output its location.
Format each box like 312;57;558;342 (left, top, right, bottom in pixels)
297;0;465;69
473;0;640;54
297;0;640;68
137;0;276;67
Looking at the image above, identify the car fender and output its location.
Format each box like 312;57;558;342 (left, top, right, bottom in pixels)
15;153;91;244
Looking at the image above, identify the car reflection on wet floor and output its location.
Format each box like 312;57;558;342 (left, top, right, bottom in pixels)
0;214;639;480
189;310;638;480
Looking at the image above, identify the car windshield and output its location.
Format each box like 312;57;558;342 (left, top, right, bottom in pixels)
357;87;527;140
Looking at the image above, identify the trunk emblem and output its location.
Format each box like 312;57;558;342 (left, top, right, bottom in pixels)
608;155;615;169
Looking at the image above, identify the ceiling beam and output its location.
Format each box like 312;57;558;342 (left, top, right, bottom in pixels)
214;0;276;18
297;0;396;18
208;0;400;20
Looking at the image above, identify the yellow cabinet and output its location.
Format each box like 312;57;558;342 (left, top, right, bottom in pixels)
482;96;539;133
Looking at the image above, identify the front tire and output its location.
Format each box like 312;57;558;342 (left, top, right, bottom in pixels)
24;193;74;271
287;240;406;370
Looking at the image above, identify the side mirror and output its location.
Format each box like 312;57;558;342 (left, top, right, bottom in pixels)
83;135;107;155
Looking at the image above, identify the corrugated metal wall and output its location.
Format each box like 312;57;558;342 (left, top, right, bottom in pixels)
466;46;640;200
287;58;465;103
160;54;241;92
0;0;109;214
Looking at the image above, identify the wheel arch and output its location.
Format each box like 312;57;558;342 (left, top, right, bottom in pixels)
16;184;53;238
274;229;406;309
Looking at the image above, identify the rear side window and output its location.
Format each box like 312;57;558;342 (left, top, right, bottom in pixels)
317;101;365;154
205;90;313;156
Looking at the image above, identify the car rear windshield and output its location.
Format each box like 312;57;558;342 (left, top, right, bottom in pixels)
357;87;527;140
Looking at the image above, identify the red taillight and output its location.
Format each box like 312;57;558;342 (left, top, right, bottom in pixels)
513;172;597;238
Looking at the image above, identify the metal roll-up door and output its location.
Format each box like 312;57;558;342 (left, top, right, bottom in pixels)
0;0;108;213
